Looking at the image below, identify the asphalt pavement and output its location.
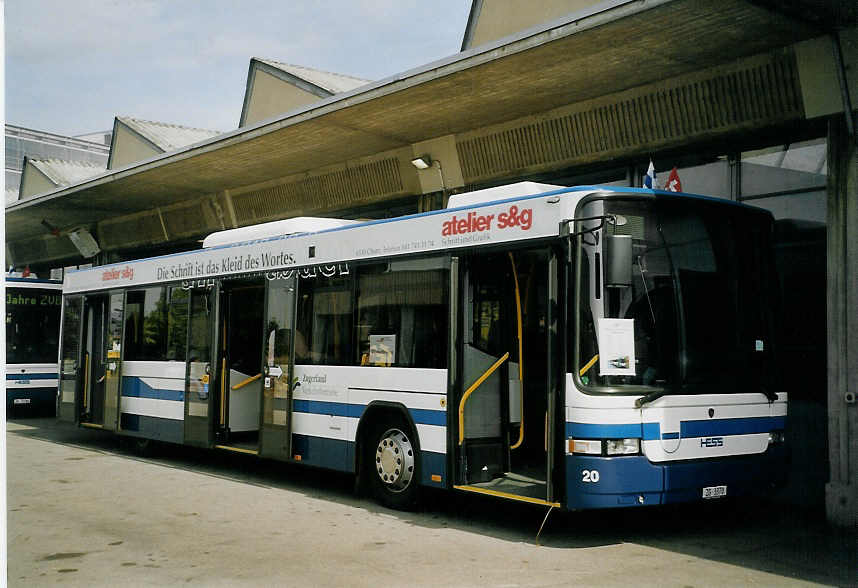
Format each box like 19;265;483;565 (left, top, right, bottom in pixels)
6;418;856;587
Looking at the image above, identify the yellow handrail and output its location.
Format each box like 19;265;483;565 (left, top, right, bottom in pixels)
231;373;262;390
580;354;599;377
508;252;525;450
458;351;509;445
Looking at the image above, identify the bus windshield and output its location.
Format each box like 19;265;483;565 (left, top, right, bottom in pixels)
6;287;62;364
576;195;777;396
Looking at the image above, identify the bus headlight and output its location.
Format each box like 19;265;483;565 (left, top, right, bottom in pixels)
767;431;785;445
569;439;601;455
568;438;641;455
605;438;641;455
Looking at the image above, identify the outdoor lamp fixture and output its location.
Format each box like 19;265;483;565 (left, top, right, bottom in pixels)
410;155;432;170
410;154;448;204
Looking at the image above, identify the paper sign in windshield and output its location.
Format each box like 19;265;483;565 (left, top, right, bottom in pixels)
369;335;396;365
598;318;636;376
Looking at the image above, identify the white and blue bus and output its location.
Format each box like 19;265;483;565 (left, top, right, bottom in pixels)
6;277;62;416
58;183;787;510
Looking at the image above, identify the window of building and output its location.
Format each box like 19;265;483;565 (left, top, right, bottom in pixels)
739;138;827;223
355;257;448;368
668;158;731;199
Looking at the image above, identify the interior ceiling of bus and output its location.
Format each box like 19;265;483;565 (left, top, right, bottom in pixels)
5;0;828;262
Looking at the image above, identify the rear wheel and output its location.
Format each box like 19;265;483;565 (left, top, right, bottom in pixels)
364;419;420;510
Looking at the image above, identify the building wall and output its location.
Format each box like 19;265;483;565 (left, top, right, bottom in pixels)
243;69;325;127
466;0;601;49
19;163;57;199
109;123;161;170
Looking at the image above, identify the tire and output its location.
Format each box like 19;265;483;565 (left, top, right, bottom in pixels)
364;418;420;510
131;437;158;457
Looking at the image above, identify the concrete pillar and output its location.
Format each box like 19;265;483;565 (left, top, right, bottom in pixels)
825;118;858;527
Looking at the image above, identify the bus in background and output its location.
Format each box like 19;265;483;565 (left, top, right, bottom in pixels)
57;183;787;511
6;277;62;417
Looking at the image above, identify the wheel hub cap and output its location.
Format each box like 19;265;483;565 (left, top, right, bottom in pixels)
375;428;414;492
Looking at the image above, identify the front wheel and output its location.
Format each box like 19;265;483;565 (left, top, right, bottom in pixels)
365;420;420;510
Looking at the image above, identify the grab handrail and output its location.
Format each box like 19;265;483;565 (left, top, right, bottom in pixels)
231;373;262;391
580;354;599;377
508;252;525;450
458;351;509;445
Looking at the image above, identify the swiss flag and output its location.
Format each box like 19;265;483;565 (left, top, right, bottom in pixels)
665;167;682;192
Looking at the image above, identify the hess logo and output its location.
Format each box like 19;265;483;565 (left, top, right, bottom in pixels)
442;205;533;236
700;437;724;448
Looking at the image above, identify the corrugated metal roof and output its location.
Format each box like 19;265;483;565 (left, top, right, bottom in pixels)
255;59;370;94
117;117;222;152
28;158;106;187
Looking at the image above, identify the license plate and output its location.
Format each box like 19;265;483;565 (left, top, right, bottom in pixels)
702;485;727;499
13;398;31;405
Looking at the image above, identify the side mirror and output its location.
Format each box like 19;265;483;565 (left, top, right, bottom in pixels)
604;234;633;288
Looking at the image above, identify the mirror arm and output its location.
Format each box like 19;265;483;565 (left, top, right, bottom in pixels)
559;214;620;238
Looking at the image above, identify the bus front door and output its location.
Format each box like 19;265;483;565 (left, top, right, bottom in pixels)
258;275;297;461
455;248;557;505
184;287;216;448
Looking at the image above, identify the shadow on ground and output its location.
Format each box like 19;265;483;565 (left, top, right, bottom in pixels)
8;418;856;586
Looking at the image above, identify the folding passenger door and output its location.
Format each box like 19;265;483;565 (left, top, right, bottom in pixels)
184;287;217;448
79;294;110;428
258;274;297;461
455;253;511;483
100;292;124;431
58;296;84;423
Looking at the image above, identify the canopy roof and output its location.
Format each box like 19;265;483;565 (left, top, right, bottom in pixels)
5;0;830;254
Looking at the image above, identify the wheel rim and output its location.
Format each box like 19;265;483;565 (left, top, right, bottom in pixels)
375;428;415;493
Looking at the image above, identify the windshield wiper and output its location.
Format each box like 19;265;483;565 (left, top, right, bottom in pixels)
635;388;669;408
636;385;777;407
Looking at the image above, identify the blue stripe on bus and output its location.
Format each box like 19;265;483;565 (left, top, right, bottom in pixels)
292;399;446;426
566;422;643;439
680;416;786;437
6;373;57;380
408;408;446;426
567;416;787;441
642;422;660;441
121;376;184;402
293;399;361;418
5;278;61;284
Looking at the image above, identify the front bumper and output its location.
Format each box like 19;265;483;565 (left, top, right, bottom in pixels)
565;444;788;510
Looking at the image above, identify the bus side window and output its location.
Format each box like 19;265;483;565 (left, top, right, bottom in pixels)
295;273;353;366
355;259;448;369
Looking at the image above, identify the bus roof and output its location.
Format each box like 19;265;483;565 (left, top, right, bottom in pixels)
202;217;360;248
6;277;63;288
62;185;762;294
